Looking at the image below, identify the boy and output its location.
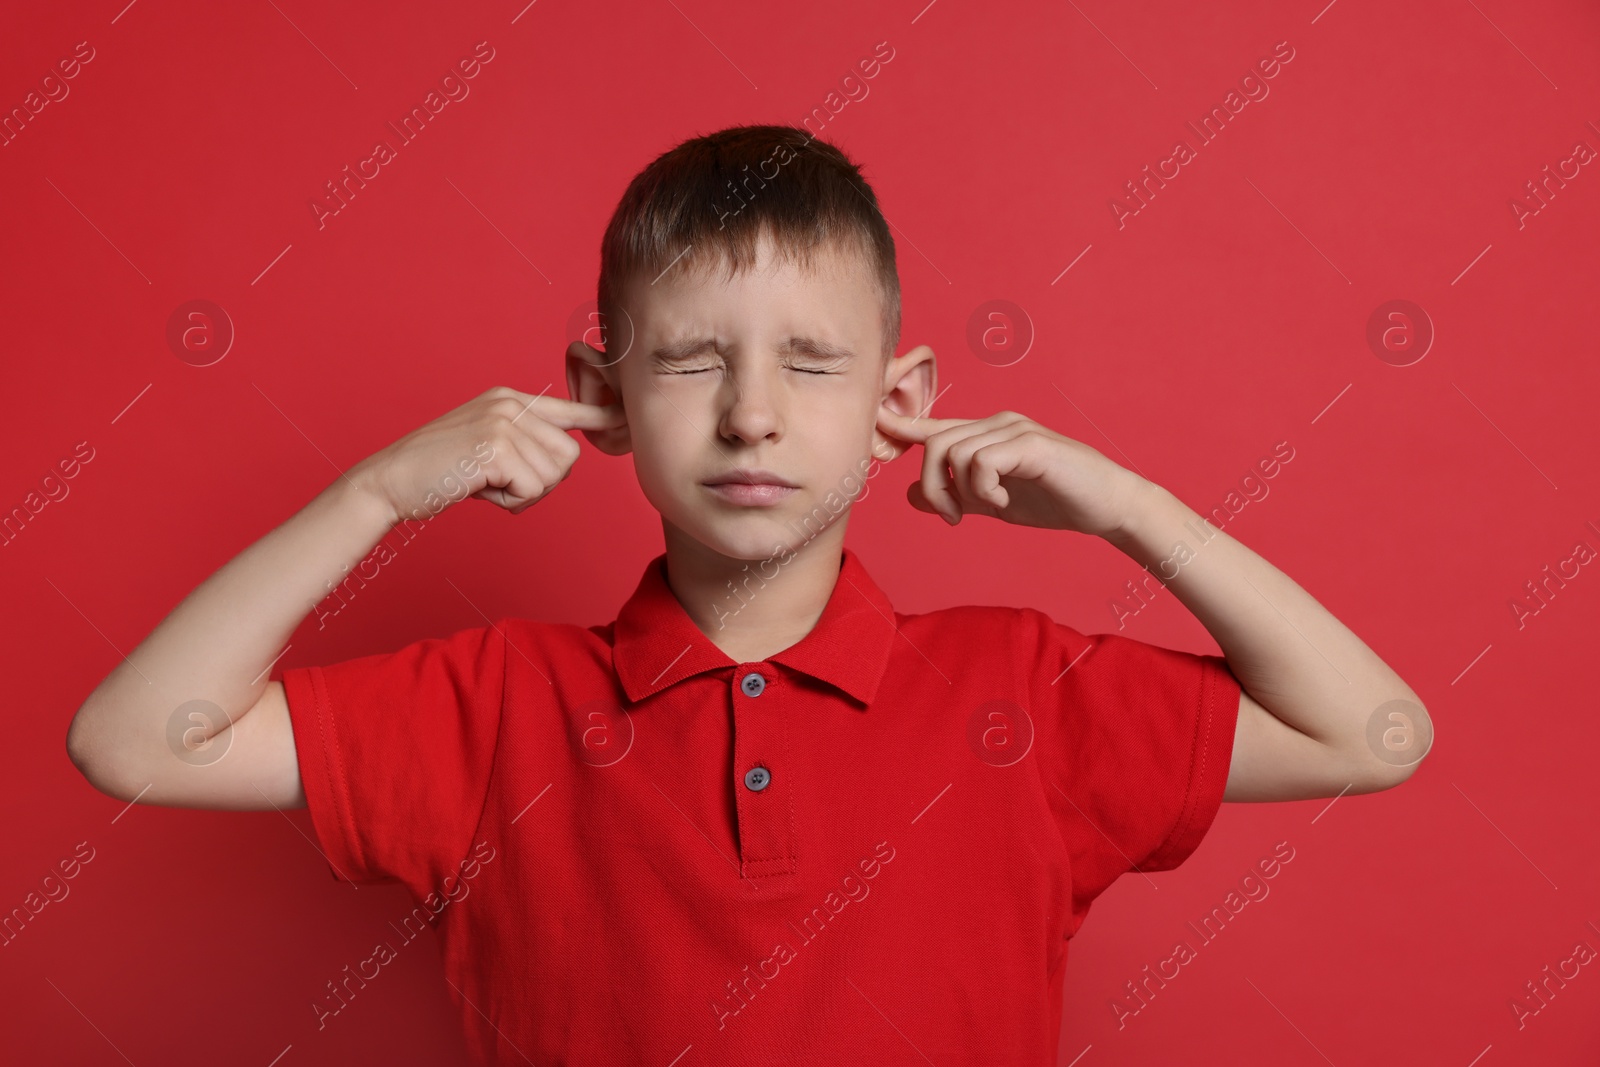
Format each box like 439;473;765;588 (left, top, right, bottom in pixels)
66;125;1432;1064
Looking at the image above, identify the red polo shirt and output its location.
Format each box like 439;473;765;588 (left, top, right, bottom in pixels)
281;546;1241;1065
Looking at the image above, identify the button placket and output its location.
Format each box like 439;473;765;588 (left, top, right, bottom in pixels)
730;665;795;881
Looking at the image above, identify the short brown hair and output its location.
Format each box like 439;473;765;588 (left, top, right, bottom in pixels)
597;125;901;360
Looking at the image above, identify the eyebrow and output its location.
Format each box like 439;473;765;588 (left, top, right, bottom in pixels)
650;336;857;362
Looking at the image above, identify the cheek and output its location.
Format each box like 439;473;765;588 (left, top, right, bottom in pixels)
801;395;877;475
628;400;698;478
810;389;875;440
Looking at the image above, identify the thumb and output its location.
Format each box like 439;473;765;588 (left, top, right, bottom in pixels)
906;481;940;515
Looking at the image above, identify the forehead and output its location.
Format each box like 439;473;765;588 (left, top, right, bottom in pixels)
620;232;881;337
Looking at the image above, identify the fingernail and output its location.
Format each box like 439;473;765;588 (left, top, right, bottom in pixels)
942;510;958;526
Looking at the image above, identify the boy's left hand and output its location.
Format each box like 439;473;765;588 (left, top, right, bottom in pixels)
876;407;1146;538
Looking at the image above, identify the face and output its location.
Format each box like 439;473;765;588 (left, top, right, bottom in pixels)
572;231;933;563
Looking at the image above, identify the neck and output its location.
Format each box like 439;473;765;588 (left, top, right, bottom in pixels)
661;519;848;663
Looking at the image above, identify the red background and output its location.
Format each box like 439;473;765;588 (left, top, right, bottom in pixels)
4;0;1598;1063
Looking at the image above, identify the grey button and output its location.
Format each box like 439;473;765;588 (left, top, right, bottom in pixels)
744;766;770;791
740;671;766;697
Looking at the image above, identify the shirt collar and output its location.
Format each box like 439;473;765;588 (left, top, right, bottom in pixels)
612;546;897;709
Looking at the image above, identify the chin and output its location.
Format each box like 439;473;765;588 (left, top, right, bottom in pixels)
692;524;800;563
669;501;810;559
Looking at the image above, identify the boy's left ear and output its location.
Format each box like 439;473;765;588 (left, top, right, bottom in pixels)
566;340;632;456
874;344;936;463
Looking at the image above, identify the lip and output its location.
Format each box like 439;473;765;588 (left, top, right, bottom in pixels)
703;468;799;488
703;482;799;507
702;469;800;507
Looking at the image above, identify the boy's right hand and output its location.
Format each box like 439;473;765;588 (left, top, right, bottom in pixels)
351;386;626;525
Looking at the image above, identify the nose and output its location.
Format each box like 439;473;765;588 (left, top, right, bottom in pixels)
717;363;782;444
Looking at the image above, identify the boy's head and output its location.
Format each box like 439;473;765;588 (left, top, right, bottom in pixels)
569;125;936;562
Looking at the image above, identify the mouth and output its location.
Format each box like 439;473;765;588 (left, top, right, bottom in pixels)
702;468;800;507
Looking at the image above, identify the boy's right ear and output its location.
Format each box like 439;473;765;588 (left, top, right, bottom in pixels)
565;340;632;456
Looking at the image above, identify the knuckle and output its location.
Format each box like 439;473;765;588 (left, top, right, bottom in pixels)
488;397;525;421
483;427;514;455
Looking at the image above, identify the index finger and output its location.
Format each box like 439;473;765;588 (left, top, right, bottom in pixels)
512;393;628;432
876;405;964;445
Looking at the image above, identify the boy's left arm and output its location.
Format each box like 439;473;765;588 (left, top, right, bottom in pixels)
877;407;1434;803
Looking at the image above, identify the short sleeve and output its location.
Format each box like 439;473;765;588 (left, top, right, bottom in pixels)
280;622;507;894
1021;608;1242;916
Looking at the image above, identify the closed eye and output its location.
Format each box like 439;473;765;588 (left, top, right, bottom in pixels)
663;367;836;375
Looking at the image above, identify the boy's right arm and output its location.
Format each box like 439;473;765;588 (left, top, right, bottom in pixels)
64;475;395;810
64;386;625;811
